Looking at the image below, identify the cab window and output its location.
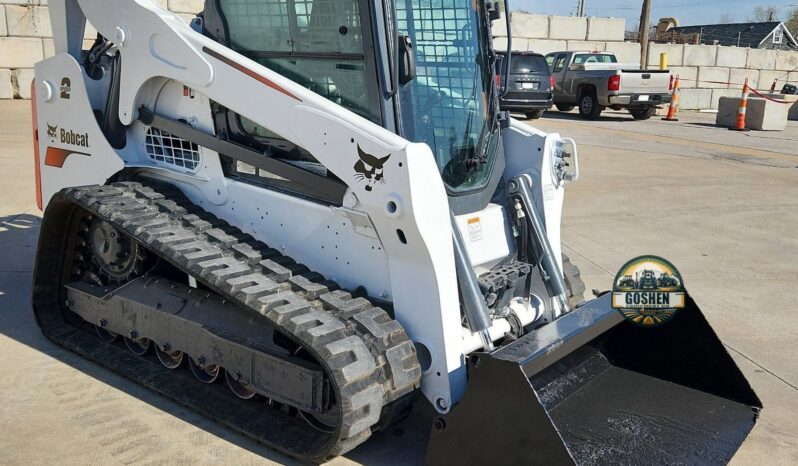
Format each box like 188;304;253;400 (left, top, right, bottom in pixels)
218;0;379;124
552;55;567;72
572;54;617;65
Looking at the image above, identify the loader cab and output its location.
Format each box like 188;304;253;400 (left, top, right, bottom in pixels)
202;0;503;211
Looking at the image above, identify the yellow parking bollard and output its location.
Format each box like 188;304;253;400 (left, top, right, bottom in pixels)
660;53;668;70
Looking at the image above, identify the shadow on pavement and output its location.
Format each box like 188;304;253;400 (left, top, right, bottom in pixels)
0;212;429;465
539;110;632;123
687;122;724;129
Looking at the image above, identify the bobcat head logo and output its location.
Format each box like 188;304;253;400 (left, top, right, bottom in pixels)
47;123;58;139
353;145;390;192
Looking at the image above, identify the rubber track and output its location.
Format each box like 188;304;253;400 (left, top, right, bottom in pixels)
62;181;421;458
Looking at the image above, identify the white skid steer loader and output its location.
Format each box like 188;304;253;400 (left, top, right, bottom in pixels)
31;0;761;464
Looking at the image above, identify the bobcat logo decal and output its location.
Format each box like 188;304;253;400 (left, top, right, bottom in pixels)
353;145;390;192
47;123;58;140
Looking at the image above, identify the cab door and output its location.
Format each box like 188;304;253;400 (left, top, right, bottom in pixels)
547;53;570;103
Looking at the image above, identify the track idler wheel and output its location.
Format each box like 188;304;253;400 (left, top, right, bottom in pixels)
95;325;118;343
124;336;150;356
225;370;256;399
155;344;184;369
189;357;220;384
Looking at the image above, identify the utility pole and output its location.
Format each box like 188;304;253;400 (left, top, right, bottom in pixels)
639;0;652;70
577;0;586;17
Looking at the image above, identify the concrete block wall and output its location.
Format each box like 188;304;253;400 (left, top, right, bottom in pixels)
0;0;202;98
494;12;798;110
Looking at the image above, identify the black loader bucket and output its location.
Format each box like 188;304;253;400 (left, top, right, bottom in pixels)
426;292;761;465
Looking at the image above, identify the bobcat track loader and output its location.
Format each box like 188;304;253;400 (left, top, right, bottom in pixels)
31;0;761;463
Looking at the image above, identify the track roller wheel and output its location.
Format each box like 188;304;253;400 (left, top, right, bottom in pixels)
155;344;183;369
225;370;256;399
95;325;118;343
124;336;150;356
189;357;220;384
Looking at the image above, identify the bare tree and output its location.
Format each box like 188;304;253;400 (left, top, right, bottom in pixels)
749;5;779;22
719;13;735;24
785;8;798;34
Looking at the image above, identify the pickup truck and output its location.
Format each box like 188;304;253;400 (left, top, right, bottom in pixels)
545;51;672;120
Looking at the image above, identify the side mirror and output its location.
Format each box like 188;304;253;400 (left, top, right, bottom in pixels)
486;2;501;22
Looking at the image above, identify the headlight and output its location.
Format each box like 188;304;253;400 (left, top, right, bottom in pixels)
551;137;579;185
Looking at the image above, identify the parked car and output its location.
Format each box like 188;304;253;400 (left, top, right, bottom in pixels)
545;51;672;120
497;52;554;119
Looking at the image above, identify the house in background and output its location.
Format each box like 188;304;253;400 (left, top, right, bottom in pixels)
661;21;797;50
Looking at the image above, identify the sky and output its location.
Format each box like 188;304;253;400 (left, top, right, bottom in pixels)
511;0;797;28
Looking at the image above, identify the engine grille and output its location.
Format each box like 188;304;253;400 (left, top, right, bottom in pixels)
145;127;201;171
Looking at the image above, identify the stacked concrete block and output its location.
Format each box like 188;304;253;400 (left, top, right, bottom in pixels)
42;37;53;58
168;0;204;13
586;17;624;42
717;96;788;130
492;13;508;38
5;5;51;37
668;67;698;88
758;94;798;120
11;68;34;98
511;13;549;39
566;41;606;52
526;39;567;55
697;67;730;89
604;42;640;64
0;36;44;68
775;50;798;71
758;70;788;91
683;45;718;67
746;49;777;70
647;43;683;67
0;69;12;99
728;68;759;90
711;89;741;109
0;6;6;37
716;46;748;68
679;89;713;109
548;16;587;41
493;37;529;53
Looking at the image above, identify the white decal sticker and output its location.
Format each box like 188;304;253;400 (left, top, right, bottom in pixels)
467;217;483;242
543;184;555;201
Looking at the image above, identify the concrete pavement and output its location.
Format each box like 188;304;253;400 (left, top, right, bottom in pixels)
1;100;796;464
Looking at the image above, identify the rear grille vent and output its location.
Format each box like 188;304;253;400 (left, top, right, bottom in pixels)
145;127;201;171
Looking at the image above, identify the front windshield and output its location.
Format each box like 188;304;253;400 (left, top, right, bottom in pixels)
396;0;498;192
